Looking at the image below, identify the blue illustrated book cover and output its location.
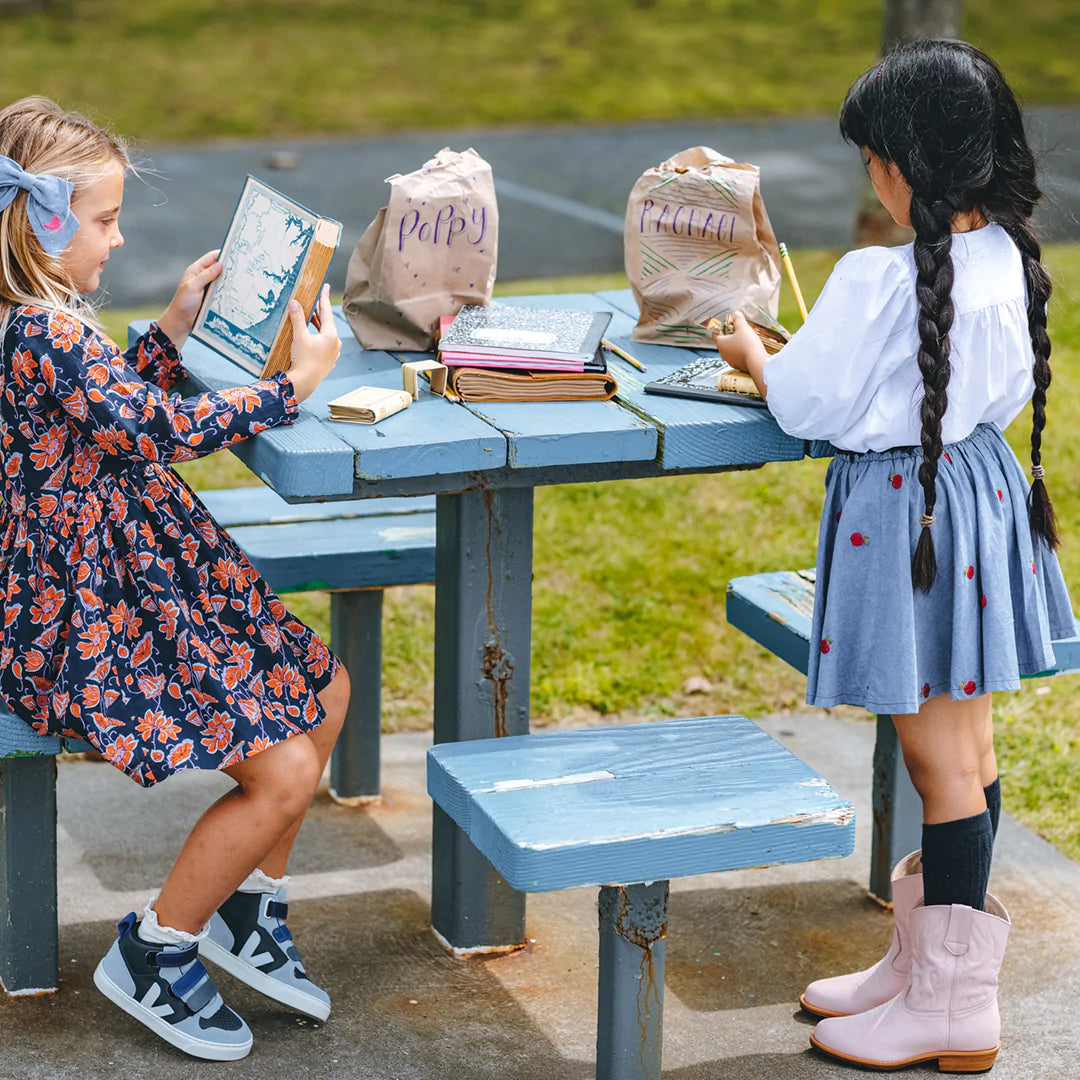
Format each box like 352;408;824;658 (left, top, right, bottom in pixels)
192;176;342;378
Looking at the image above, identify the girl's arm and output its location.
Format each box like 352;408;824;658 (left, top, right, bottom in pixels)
751;247;912;442
29;310;298;463
122;250;223;391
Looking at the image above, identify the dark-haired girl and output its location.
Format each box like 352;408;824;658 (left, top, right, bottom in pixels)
714;39;1072;1074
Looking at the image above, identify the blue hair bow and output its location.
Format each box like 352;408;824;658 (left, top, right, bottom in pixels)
0;154;79;257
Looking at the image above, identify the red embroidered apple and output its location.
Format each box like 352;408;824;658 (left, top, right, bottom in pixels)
963;680;976;695
889;473;902;489
965;565;974;580
922;683;930;699
850;532;869;547
820;637;832;654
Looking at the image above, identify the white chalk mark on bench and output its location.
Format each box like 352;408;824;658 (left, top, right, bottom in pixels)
492;769;614;792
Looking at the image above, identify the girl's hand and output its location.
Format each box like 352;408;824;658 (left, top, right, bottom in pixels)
711;311;762;372
283;284;340;403
157;250;222;349
712;311;770;398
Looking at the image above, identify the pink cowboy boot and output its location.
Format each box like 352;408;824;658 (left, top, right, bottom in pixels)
800;850;923;1018
810;894;1011;1073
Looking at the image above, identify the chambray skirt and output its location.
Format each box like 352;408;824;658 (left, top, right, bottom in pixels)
807;423;1076;716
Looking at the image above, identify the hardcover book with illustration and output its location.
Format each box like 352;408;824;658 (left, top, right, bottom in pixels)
192;176;342;379
644;355;768;409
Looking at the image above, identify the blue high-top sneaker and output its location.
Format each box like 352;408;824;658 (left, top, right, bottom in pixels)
93;913;253;1060
200;887;331;1021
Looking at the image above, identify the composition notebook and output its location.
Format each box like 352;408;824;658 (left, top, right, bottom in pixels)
192;176;342;379
440;305;612;363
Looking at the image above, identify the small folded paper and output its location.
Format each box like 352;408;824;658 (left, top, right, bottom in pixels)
327;385;412;424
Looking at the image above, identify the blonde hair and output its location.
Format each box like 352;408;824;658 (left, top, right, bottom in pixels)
0;96;129;323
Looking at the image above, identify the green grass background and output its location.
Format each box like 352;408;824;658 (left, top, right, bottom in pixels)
99;244;1080;862
0;1;1078;141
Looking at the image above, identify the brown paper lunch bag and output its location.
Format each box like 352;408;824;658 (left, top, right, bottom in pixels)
343;147;499;351
624;146;781;347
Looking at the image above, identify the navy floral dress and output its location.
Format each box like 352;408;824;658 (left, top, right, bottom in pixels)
0;306;340;787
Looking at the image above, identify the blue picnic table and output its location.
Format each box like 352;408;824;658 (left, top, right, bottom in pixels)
134;289;831;953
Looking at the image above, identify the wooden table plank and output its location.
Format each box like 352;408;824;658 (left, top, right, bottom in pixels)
596;291;835;466
299;314;508;482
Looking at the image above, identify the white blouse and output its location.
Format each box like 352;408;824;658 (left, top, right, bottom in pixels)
761;223;1036;452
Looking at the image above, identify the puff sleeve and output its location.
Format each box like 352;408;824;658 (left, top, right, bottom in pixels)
762;246;915;443
33;311;298;463
122;322;188;391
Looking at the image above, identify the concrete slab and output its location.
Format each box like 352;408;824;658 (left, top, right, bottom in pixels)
2;712;1078;1079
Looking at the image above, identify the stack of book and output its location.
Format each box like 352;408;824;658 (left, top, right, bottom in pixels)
436;305;617;402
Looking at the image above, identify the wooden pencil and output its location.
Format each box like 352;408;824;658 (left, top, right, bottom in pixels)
602;338;647;373
779;242;809;324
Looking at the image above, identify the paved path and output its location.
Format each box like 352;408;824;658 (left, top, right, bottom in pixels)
106;108;1080;308
3;711;1079;1078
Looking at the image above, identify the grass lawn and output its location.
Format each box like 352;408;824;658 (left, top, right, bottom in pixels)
0;2;1077;142
99;242;1080;863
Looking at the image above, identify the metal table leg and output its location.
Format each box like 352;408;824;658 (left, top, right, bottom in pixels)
430;487;533;951
870;713;922;904
329;590;384;804
596;881;669;1080
0;755;59;995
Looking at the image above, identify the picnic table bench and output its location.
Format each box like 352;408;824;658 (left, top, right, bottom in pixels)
0;486;436;996
427;714;856;1080
726;568;1080;902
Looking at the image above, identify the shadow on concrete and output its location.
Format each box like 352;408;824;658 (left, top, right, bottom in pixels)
60;763;402;892
666;880;894;1013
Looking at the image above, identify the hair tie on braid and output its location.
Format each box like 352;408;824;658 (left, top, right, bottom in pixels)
919;513;936;528
1031;465;1045;481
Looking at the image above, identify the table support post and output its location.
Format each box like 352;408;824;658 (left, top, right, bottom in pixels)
596;880;669;1080
0;755;59;995
329;590;383;803
870;713;922;904
431;487;533;951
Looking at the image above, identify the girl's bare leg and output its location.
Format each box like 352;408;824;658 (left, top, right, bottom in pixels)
891;692;993;823
152;665;351;934
258;665;351;877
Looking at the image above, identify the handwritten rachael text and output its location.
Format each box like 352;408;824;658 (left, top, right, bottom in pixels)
638;199;737;242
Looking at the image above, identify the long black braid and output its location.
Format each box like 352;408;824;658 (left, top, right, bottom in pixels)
840;39;1058;592
908;194;956;589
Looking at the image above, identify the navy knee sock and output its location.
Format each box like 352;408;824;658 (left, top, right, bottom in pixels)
983;777;1001;840
922;810;993;911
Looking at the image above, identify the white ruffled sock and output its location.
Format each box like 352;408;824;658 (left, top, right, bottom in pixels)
136;896;207;946
236;867;292;895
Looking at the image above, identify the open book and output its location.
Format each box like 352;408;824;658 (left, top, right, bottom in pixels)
192;176;342;379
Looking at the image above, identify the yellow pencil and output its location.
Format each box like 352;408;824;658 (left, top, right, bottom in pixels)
602;338;647;373
779;242;809;324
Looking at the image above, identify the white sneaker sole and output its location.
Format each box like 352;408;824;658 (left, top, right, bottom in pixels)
199;937;331;1021
93;959;253;1061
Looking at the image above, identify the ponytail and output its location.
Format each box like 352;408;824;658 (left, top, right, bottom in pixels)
909;194;956;592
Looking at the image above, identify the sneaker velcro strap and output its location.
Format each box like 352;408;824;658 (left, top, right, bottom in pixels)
181;970;219;1015
153;943;200;968
272;924;293;944
172;958;211;999
266;900;289;920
